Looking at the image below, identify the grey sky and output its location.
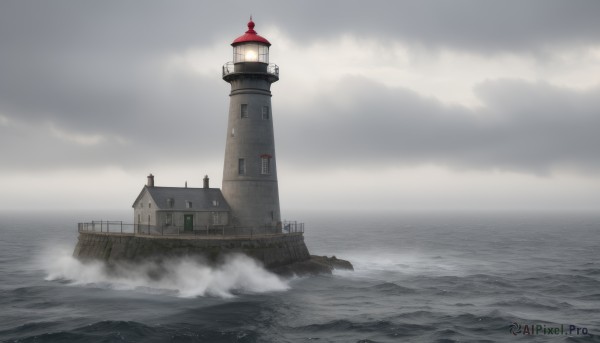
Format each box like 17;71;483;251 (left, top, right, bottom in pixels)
0;1;599;210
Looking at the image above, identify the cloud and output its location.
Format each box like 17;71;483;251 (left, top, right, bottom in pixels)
1;1;599;210
0;1;599;177
277;77;600;174
0;54;228;171
2;1;600;57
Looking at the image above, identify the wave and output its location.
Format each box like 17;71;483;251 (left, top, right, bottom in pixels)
290;319;437;341
2;320;260;343
39;247;289;298
369;282;416;295
445;311;513;328
577;293;600;301
293;318;434;334
0;321;62;338
490;297;564;311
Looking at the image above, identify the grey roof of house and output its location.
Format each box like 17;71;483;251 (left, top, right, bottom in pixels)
134;186;231;211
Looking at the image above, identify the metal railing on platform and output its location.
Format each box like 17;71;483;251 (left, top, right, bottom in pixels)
78;221;132;234
222;62;279;77
77;220;304;239
282;221;304;233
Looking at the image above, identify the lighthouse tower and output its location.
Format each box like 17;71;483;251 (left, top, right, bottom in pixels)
221;18;281;230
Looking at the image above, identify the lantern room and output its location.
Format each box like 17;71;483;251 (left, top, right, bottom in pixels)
232;18;271;64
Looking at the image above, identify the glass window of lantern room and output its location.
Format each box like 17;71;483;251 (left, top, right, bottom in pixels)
233;46;243;63
245;44;259;62
234;45;251;63
258;45;269;63
235;44;255;62
234;44;268;63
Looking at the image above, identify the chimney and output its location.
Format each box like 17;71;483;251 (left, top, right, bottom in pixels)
185;181;188;188
203;175;210;189
147;174;154;187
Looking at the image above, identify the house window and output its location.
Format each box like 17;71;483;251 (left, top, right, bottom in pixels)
212;200;219;207
138;214;141;224
238;158;246;175
165;213;172;225
212;212;220;225
261;156;271;175
262;106;269;120
186;201;192;209
167;198;174;208
241;104;248;118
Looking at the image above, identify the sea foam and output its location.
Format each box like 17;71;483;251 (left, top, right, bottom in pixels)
40;247;289;298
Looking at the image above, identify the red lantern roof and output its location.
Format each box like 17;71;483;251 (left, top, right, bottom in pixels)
232;18;271;46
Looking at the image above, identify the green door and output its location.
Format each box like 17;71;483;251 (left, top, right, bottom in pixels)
184;215;193;231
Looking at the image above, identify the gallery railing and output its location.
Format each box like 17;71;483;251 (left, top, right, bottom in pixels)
77;220;304;238
222;62;279;78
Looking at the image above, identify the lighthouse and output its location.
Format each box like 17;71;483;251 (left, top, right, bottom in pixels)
74;18;353;274
221;18;281;230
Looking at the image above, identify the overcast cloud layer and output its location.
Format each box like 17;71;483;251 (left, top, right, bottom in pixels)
0;1;599;210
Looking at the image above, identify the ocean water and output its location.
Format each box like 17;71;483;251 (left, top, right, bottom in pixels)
0;210;599;342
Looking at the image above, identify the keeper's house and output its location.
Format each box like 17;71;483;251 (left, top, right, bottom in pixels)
132;174;230;234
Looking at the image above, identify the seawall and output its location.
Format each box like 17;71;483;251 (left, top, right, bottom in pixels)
73;232;311;269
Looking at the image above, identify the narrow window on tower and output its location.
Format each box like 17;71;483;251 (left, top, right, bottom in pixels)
238;158;246;175
261;156;271;175
262;106;269;120
240;104;248;118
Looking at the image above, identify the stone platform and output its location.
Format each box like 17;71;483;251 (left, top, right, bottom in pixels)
73;231;352;276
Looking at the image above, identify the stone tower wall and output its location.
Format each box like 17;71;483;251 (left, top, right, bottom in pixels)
222;68;281;228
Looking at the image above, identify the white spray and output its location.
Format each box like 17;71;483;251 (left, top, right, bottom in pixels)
40;247;289;298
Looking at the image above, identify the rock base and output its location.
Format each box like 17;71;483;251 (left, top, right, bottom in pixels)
271;255;354;276
74;232;310;268
73;232;353;277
